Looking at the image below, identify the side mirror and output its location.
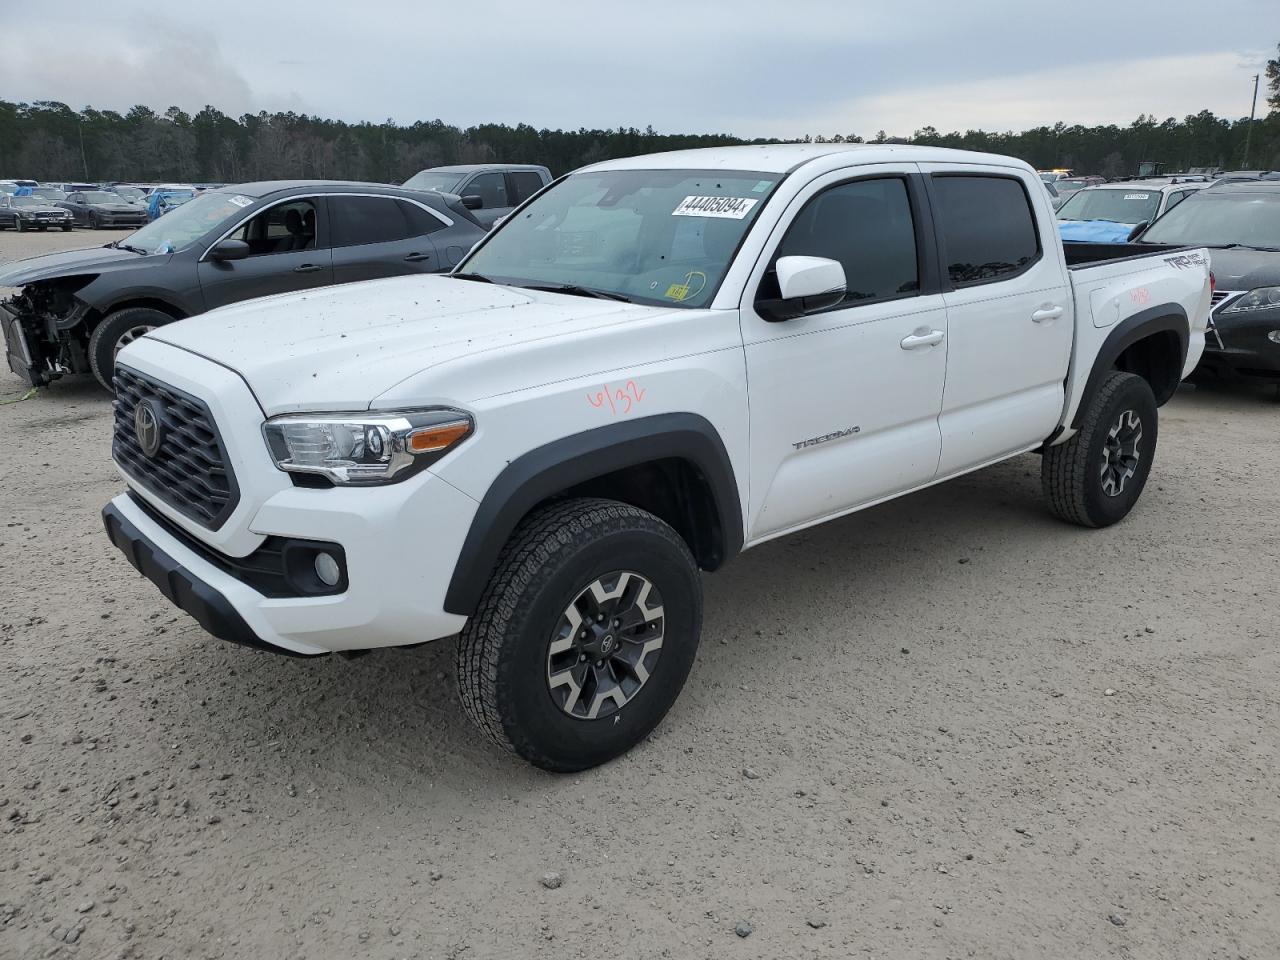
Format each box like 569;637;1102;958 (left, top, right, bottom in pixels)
1126;221;1149;242
460;195;484;210
209;239;250;262
758;256;847;320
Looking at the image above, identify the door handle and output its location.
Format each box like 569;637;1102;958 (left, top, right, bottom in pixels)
1032;305;1064;323
900;329;945;350
403;252;432;262
293;263;323;274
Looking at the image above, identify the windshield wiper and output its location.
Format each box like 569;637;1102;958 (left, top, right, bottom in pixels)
1206;243;1280;252
451;271;494;283
117;243;149;255
522;283;633;303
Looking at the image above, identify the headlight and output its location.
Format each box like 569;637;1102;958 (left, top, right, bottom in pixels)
262;408;472;485
1221;286;1280;314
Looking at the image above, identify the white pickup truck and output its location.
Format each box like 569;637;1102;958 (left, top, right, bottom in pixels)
101;145;1211;771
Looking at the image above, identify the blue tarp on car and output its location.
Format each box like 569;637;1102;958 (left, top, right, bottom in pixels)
1058;219;1139;244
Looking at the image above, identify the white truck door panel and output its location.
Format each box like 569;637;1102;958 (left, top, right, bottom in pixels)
739;166;947;540
919;166;1073;476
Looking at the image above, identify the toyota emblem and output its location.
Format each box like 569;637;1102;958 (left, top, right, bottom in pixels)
134;399;164;458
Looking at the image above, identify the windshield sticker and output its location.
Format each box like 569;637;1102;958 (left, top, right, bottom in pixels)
228;194;254;207
665;270;708;302
673;195;757;219
1123;193;1151;200
752;180;772;193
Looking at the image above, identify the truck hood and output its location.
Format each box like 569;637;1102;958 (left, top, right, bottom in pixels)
1203;247;1280;290
0;244;144;287
147;275;674;414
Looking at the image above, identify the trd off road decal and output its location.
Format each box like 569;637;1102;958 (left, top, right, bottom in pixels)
1163;252;1207;270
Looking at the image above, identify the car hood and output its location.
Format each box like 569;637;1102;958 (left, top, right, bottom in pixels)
88;202;142;212
1203;247;1280;290
147;275;678;414
0;245;144;286
13;203;66;215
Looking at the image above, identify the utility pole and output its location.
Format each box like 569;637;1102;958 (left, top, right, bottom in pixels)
78;120;89;180
1243;73;1259;168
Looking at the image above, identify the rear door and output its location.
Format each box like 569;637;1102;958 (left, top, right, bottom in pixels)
196;197;334;310
327;194;449;283
918;165;1072;475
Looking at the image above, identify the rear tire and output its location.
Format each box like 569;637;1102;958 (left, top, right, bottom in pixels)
88;307;172;391
1042;371;1158;528
456;497;702;772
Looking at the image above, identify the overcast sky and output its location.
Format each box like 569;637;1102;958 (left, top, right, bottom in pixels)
3;0;1277;137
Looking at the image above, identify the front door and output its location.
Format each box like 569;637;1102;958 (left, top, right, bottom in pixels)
197;197;334;311
459;171;511;229
742;166;949;540
917;166;1073;475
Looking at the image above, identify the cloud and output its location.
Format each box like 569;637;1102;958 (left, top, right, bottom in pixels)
772;51;1271;138
0;21;264;116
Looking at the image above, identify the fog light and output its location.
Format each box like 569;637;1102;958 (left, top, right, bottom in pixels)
1268;330;1280;344
314;552;341;587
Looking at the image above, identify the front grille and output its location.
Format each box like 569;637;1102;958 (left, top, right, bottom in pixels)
113;366;239;529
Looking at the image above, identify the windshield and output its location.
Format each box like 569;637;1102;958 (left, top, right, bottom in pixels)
119;191;253;255
1056;188;1161;224
112;187;145;201
81;191;119;203
31;188;64;200
11;197;44;207
1055;179;1089;193
1141;193;1280;247
403;171;465;193
460;169;780;308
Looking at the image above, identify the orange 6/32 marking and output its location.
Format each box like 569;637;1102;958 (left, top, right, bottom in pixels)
587;380;647;415
1130;287;1150;305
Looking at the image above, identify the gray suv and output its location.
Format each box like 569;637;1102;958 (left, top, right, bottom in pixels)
403;164;552;228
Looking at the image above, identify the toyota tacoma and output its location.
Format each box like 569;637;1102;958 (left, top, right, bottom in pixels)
100;145;1211;771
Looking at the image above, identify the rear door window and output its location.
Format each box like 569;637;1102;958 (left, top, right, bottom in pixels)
507;171;546;205
329;195;411;247
930;175;1041;286
397;199;446;236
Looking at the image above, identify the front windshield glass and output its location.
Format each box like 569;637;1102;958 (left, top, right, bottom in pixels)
113;187;145;201
31;188;64;200
119;191;252;255
12;197;42;207
403;171;465;193
81;191;119;203
1141;194;1280;248
1056;188;1162;223
460;169;780;308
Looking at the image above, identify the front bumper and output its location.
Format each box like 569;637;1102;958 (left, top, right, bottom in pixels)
18;215;72;228
103;471;477;657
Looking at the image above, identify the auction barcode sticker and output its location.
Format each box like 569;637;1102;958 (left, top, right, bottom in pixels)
673;196;758;219
1123;193;1151;200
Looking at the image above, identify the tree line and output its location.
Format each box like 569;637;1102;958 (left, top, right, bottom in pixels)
2;55;1277;185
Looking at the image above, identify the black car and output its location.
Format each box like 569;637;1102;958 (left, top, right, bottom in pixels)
0;194;74;232
1;180;488;389
1137;181;1280;383
57;190;149;229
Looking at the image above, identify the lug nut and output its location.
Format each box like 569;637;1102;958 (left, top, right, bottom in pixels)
595;660;603;668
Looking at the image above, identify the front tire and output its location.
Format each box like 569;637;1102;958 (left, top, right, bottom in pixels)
1042;371;1158;528
456;498;703;772
87;307;171;391
14;217;25;233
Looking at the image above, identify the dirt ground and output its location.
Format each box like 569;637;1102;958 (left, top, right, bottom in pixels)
2;228;1278;960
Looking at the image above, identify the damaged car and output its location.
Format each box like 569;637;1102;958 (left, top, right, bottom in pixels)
1;180;488;390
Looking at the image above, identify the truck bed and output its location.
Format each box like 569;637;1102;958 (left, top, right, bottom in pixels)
1063;241;1191;269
